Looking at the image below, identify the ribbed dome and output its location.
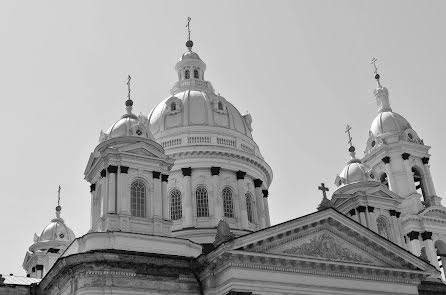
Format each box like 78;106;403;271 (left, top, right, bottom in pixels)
370;111;411;137
38;218;75;243
105;114;154;141
336;159;376;187
181;51;201;61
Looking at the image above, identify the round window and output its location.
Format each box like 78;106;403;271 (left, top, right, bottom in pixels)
59;233;65;238
370;173;375;179
136;129;142;136
371;140;376;147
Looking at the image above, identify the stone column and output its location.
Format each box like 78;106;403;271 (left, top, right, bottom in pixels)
357;206;367;226
381;156;394;190
211;167;222;224
182;167;193;227
153;171;162;218
100;169;107;216
407;231;421;256
421;231;441;270
402;153;417;193
254;179;266;228
349;208;359;223
422;157;441;206
161;174;169;219
367;206;377;232
89;183;96;229
107;165;118;213
389;210;403;246
236;171;248;229
262;190;271;227
119;166;130;215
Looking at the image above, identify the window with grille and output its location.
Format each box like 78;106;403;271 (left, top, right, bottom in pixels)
193;69;199;79
131;181;146;218
246;193;254;223
222;187;234;218
195;186;209;217
377;216;389;240
185;69;190;79
170;189;182;220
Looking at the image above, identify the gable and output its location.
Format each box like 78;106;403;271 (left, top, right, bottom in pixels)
125;147;157;157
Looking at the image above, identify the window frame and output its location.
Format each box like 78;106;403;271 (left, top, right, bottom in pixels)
130;180;146;218
170;189;182;220
222;187;234;218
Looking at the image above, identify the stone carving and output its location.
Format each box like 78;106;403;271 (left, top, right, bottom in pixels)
283;233;372;263
214;220;235;247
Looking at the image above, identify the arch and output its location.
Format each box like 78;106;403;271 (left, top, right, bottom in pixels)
245;193;254;223
376;216;390;240
222;187;234;218
412;166;428;203
185;69;190;79
380;172;389;188
131;181;146;218
170;189;182;220
195;186;209;217
193;69;199;79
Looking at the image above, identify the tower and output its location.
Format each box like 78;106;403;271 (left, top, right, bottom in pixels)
84;78;175;235
147;28;273;243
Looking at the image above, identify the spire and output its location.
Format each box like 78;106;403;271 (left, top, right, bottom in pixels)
56;185;62;218
185;17;193;51
371;58;392;113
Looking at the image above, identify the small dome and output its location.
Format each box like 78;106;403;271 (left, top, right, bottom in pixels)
102;114;154;142
181;51;201;61
336;159;376;187
370;111;411;137
38;218;75;243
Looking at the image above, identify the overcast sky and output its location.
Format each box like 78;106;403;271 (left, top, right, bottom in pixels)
1;0;445;276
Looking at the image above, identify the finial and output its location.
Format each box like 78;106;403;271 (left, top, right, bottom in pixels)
185;17;193;50
125;75;133;114
371;57;382;88
317;183;332;211
345;124;356;159
56;185;62;218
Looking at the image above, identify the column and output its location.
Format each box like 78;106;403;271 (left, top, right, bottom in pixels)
381;156;394;190
100;169;107;217
254;179;266;228
357;206;367;226
153;171;162;218
389;210;403;246
182;167;193;227
422;157;441;206
107;165;118;213
367;206;377;232
119;166;130;215
407;231;421;256
349;209;359;223
421;231;441;270
262;190;271;227
89;183;96;229
402;153;417;193
236;171;248;229
161;174;169;219
211;167;222;225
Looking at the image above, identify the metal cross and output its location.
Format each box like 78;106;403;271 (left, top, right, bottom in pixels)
318;183;329;199
186;17;191;41
127;75;131;100
371;57;378;74
57;185;61;206
345;124;353;147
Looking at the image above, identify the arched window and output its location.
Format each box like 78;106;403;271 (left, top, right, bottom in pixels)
193;69;199;79
185;69;190;79
245;193;254;223
412;167;427;203
222;187;234;218
170;102;176;111
218;101;223;110
376;216;390;240
170;189;182;220
131;181;146;218
380;173;389;188
196;186;209;217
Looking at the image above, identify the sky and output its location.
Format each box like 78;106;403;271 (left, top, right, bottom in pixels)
0;0;445;276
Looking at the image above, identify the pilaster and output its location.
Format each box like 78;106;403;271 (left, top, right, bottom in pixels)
236;171;249;229
254;179;265;228
211;167;222;224
182;167;193;227
262;190;271;227
153;171;162;219
161;174;169;219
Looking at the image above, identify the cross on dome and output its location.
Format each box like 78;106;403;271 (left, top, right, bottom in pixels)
185;17;193;51
125;75;134;115
345;124;357;160
371;57;382;88
318;183;329;199
56;185;62;218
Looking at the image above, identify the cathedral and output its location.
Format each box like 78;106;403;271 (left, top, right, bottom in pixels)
1;26;446;295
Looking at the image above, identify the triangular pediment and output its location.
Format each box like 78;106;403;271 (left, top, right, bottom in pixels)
118;142;168;160
125;147;157;157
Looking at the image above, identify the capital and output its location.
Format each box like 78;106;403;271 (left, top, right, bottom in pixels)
90;183;96;192
153;171;161;179
107;165;118;174
389;209;396;216
254;179;263;188
382;156;391;164
236;170;246;180
407;231;419;241
349;209;356;216
401;153;410;160
395;211;401;218
357;206;366;213
367;206;375;213
210;166;221;176
421;231;432;241
422;157;430;165
182;167;192;177
120;166;129;174
262;189;269;198
162;174;169;182
100;169;106;178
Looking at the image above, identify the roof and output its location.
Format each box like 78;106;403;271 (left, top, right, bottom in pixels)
1;274;40;286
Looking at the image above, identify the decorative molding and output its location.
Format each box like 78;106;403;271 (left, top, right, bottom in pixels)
349;209;356;216
161;174;169;182
153;171;161;179
100;169;106;178
422;157;430;165
107;165;118;174
407;231;420;241
395;211;401;218
262;190;269;198
357;206;366;213
236;170;246;180
254;179;263;188
120;166;129;174
182;167;192;177
389;210;396;217
382;156;391;164
90;183;96;192
421;231;432;241
211;166;221;176
401;153;410;160
367;206;375;213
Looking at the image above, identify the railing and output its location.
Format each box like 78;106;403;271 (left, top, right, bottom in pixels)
188;136;211;144
217;137;236;147
171;78;215;94
162;138;182;148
